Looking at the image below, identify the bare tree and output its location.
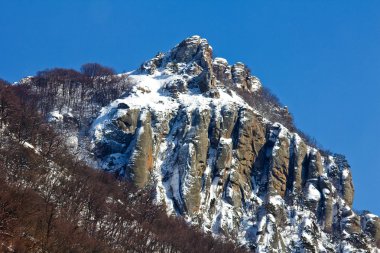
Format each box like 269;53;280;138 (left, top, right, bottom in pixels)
80;63;115;78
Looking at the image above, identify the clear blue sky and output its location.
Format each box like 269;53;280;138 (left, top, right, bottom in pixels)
1;0;379;214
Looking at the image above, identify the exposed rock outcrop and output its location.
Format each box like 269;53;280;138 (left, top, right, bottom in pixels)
85;36;380;252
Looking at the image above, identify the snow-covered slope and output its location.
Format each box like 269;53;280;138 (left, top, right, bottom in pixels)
87;36;380;252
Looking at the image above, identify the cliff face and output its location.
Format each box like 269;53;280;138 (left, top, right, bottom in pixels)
27;36;380;252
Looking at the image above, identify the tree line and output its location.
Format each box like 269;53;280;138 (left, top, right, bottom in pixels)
24;63;132;126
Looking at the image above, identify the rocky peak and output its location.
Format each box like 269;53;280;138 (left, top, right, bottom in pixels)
138;36;261;96
138;35;217;94
85;37;380;251
170;35;213;69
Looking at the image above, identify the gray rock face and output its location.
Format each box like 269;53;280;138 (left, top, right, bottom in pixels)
170;36;212;69
319;178;334;232
215;139;232;174
363;214;380;247
213;57;232;86
342;168;354;207
89;36;379;252
269;135;290;197
191;68;215;93
289;137;308;195
181;109;210;215
231;62;261;92
116;108;139;134
307;151;323;179
126;111;153;187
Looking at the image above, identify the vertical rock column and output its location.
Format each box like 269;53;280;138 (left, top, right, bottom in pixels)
126;110;153;188
181;109;210;215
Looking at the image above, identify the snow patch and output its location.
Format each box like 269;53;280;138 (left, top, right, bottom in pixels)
306;183;321;202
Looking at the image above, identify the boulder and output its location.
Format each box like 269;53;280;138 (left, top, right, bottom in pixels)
116;108;140;134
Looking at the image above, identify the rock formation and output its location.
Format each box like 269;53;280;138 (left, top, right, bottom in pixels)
27;35;380;252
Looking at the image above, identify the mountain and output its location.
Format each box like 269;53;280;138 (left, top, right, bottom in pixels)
20;35;380;252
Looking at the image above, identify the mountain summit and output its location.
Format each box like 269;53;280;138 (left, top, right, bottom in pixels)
86;36;380;252
22;36;380;252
